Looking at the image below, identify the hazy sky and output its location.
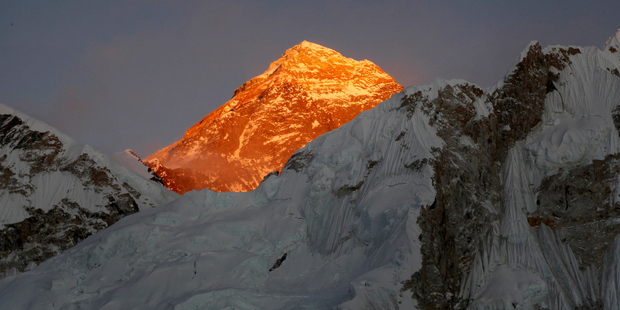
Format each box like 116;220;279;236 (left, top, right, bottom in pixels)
1;1;619;156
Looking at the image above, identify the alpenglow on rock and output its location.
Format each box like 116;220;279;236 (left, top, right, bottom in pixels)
2;33;620;309
145;41;403;194
0;103;177;279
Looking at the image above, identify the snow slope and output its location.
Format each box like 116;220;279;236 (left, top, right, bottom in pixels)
0;103;177;278
111;149;165;186
1;35;620;309
0;83;439;309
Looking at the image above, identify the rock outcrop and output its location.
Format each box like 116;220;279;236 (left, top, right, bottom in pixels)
0;104;177;278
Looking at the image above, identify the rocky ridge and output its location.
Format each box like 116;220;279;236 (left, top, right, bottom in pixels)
401;37;620;309
145;41;403;193
0;104;177;278
111;149;164;186
401;43;576;308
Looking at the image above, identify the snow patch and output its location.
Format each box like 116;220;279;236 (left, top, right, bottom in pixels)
111;150;156;181
526;112;609;171
473;266;547;306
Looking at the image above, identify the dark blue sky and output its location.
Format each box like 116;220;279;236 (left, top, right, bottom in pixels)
1;1;619;156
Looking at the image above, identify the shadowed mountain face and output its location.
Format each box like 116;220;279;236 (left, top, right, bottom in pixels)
145;41;403;194
0;106;177;279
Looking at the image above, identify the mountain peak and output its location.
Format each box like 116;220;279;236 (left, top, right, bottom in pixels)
282;40;336;58
145;42;403;193
606;27;620;53
123;149;141;161
290;40;330;52
259;40;358;80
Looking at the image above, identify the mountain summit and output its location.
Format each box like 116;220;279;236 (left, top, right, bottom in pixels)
145;41;403;193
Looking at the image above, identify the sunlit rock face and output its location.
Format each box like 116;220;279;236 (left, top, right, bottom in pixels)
145;41;403;194
0;104;177;279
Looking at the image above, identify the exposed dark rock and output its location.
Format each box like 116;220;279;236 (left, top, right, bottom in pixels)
395;131;406;141
398;91;426;119
124;150;165;186
0;163;31;196
0;194;138;276
402;43;569;309
269;253;287;272
613;105;620;134
148;171;165;186
122;182;141;199
404;82;499;309
260;170;280;184
1;114;64;175
0;114;145;278
333;180;365;198
60;153;117;192
404;158;427;172
366;159;381;170
529;154;620;274
144;162;208;194
284;150;315;172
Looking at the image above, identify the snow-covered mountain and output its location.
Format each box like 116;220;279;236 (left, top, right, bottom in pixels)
0;103;178;279
111;149;165;186
145;41;403;194
1;31;620;309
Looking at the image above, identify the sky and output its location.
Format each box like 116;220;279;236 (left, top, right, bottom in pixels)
1;0;619;156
